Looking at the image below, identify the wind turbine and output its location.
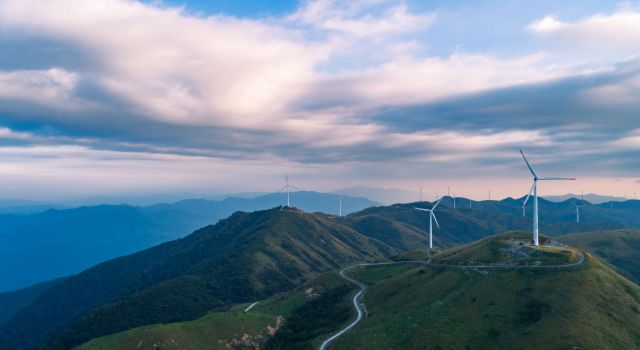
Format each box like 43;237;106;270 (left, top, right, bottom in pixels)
415;198;443;249
453;193;456;209
277;174;298;207
520;149;576;246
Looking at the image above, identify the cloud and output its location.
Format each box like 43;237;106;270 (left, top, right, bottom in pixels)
0;68;88;110
529;9;640;50
289;0;435;38
0;0;318;128
0;0;637;198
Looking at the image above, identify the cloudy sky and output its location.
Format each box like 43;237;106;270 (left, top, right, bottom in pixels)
0;0;639;201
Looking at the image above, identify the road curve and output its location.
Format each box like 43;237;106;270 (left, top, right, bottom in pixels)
243;301;259;312
318;251;586;350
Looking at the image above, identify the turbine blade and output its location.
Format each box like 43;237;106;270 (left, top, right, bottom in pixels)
522;181;535;207
432;197;443;210
538;177;576;181
414;207;430;212
519;149;538;178
285;173;289;185
431;212;440;228
277;185;288;192
290;185;300;190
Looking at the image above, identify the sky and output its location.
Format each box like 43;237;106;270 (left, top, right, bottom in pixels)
0;0;640;202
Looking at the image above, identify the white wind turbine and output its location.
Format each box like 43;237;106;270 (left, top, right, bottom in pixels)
520;149;576;246
278;174;298;207
415;198;443;249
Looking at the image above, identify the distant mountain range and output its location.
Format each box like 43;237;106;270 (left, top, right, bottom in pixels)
0;191;377;292
4;191;640;293
544;193;630;204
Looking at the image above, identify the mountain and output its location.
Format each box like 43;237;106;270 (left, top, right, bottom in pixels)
559;229;640;284
342;201;620;248
438;196;640;228
0;204;206;292
0;191;377;292
334;186;416;205
0;278;66;328
0;199;63;215
545;193;628;204
330;233;640;349
3;197;639;348
0;207;396;350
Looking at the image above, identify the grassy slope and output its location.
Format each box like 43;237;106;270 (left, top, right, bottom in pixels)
75;272;358;350
559;229;640;284
67;232;640;350
332;237;640;350
75;313;278;350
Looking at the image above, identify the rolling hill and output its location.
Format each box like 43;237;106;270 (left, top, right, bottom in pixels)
73;232;640;350
0;207;394;350
559;229;640;284
331;233;640;349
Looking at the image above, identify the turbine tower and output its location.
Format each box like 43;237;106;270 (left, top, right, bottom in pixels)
520;149;576;246
277;174;298;207
453;193;456;209
415;198;443;249
575;204;583;223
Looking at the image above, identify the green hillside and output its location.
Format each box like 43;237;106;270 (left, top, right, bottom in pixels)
560;229;640;283
330;233;640;350
0;208;396;350
75;312;279;350
75;272;359;350
76;232;640;350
